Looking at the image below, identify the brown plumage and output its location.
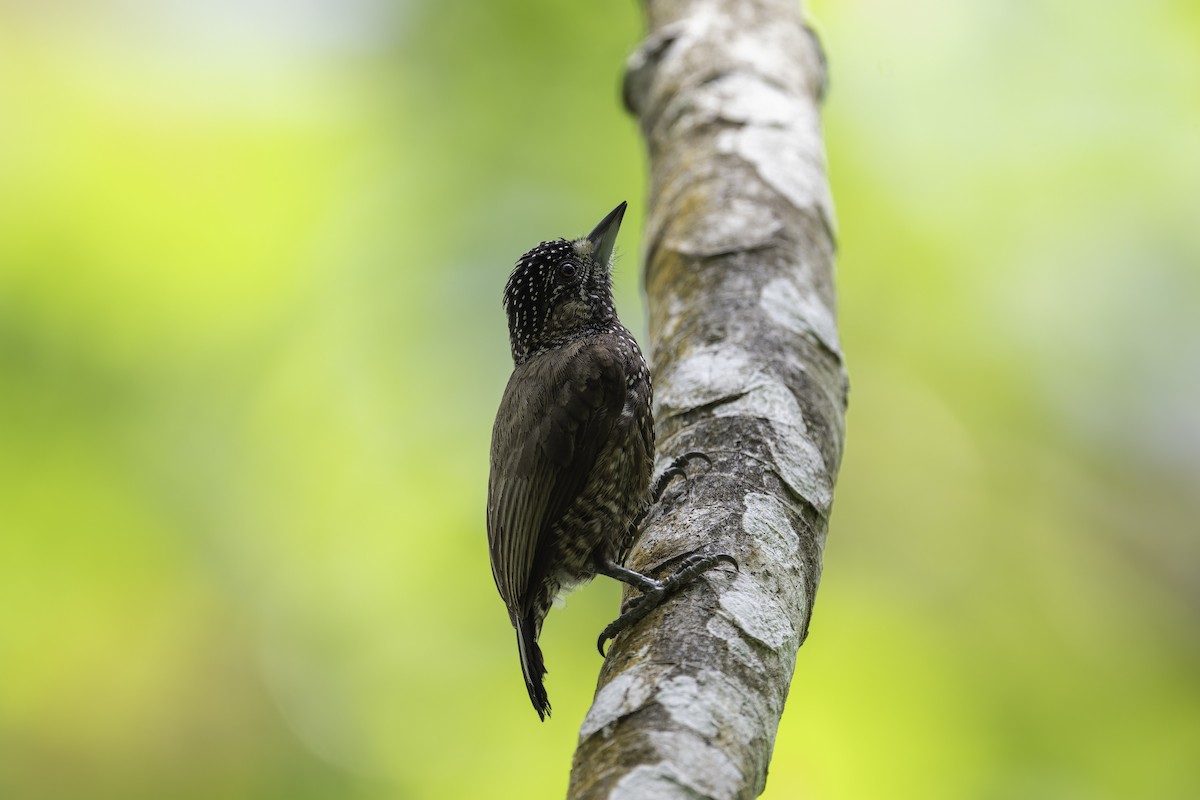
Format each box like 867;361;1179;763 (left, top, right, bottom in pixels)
487;203;734;720
488;202;652;719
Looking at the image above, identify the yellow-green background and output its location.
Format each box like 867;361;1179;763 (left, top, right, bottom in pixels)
2;1;1197;798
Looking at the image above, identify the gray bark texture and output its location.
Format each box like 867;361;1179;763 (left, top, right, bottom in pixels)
566;0;845;798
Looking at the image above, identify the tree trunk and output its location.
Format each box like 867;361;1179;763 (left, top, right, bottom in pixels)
567;0;845;797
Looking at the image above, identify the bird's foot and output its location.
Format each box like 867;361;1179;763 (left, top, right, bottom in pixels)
627;452;712;536
650;451;712;504
596;550;738;656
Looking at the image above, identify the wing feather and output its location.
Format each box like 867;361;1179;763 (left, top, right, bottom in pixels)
487;340;626;617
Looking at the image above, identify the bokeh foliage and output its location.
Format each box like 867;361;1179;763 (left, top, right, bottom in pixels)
1;1;1197;798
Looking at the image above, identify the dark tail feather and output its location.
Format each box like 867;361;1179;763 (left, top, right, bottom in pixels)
516;615;550;720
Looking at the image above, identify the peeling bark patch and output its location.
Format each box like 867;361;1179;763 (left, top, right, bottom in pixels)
664;71;797;142
707;615;764;673
716;123;831;225
700;73;796;128
579;666;664;739
760;276;841;355
665;195;782;257
656;675;719;737
742;492;799;559
714;380;833;511
656;345;757;414
647;730;744;798
718;588;796;650
609;732;744;799
609;764;707;800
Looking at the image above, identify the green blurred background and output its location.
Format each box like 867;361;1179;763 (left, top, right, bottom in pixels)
2;0;1197;798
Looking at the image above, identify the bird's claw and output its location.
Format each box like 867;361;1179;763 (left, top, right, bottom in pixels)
596;550;737;657
650;451;712;504
597;587;661;656
677;551;739;576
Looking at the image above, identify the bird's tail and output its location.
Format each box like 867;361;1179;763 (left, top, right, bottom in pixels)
517;614;550;720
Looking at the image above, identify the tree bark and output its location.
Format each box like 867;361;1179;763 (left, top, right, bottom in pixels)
567;1;844;798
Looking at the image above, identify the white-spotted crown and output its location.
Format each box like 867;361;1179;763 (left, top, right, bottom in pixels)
502;203;627;365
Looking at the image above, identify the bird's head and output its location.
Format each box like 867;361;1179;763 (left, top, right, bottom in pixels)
502;201;627;365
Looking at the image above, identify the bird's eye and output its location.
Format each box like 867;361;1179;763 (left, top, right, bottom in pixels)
559;261;578;278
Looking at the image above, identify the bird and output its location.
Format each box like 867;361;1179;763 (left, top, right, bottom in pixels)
487;202;735;720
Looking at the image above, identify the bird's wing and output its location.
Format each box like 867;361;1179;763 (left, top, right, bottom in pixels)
487;341;627;617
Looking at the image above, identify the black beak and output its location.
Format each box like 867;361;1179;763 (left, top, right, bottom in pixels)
586;201;627;269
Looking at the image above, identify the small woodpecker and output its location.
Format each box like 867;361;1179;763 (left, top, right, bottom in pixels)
486;202;734;720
